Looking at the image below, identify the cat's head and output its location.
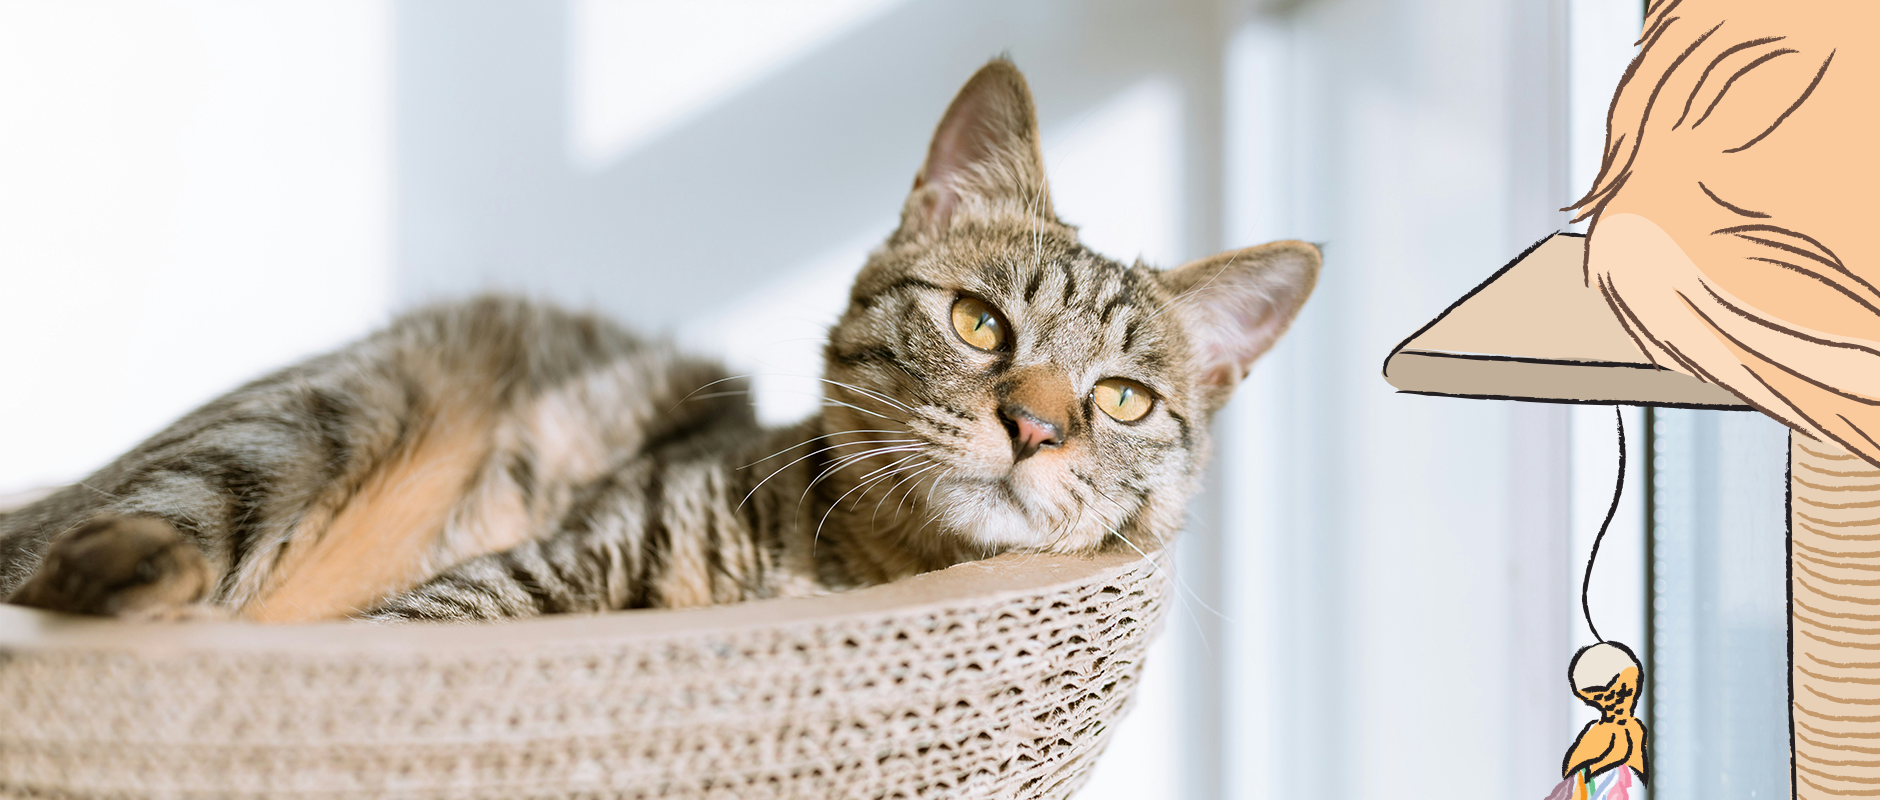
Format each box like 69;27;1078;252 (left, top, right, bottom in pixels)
822;60;1318;555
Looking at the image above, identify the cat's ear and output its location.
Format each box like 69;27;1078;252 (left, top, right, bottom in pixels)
1159;241;1321;402
899;59;1052;238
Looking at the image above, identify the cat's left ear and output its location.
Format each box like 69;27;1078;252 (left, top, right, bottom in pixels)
898;59;1053;239
1159;240;1321;404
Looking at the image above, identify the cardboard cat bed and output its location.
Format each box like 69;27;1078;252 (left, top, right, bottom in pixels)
0;507;1168;799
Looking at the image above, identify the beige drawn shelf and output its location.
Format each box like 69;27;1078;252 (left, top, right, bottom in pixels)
1382;232;1747;409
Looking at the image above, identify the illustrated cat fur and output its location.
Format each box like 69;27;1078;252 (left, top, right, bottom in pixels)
0;60;1319;623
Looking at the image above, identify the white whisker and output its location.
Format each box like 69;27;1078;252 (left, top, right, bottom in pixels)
78;482;123;500
817;378;916;413
813;454;924;548
1143;250;1249;324
739;430;906;469
844;453;926;503
1107;527;1213;653
872;459;940;525
737;438;917;510
815;394;898;421
666;373;762;413
800;444;927;506
894;463;947;521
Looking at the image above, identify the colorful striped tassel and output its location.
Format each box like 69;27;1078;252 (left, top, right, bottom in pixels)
1545;767;1639;800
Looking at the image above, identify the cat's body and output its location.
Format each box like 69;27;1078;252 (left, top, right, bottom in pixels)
2;299;863;621
0;61;1319;623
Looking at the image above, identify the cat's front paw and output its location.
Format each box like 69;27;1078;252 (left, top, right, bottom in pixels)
8;516;216;618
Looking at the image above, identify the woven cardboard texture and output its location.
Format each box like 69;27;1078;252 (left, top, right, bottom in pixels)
0;548;1168;799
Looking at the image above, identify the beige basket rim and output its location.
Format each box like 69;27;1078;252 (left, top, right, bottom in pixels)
0;548;1159;654
1;488;1170;799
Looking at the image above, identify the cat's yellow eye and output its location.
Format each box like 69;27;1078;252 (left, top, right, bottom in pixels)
1093;378;1154;423
950;297;1006;351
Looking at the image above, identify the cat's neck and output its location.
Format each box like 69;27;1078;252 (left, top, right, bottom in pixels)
727;417;980;593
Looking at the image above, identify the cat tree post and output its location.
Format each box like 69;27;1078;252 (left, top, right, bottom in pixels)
1385;231;1874;799
1789;438;1880;797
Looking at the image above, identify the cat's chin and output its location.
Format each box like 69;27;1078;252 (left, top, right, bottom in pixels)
924;474;1063;550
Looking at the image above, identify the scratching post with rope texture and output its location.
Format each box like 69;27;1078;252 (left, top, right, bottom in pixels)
1790;437;1880;799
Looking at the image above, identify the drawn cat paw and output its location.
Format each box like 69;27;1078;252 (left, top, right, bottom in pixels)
8;516;216;619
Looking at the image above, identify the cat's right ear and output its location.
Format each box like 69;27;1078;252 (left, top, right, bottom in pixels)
1160;240;1321;408
898;59;1053;239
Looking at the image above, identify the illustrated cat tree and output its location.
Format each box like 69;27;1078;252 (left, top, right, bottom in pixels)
1386;231;1879;799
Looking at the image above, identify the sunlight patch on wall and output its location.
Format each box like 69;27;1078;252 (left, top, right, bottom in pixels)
1044;79;1184;267
678;226;889;428
0;2;391;491
568;0;902;169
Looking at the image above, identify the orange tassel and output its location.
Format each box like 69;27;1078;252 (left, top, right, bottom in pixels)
1563;642;1649;784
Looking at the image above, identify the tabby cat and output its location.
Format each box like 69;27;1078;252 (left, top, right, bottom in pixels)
0;61;1318;623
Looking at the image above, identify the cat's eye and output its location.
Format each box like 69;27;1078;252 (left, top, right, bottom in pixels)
950;297;1006;351
1093;378;1154;423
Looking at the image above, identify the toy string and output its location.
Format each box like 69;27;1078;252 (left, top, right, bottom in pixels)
1583;406;1627;644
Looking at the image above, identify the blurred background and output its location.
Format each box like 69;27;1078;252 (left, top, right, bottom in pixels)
0;1;1792;798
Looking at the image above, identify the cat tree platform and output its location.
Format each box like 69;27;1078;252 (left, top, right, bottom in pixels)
0;534;1168;798
1387;231;1880;799
1383;232;1745;410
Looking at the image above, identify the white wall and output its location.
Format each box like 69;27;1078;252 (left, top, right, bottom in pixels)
1222;0;1580;797
0;1;391;492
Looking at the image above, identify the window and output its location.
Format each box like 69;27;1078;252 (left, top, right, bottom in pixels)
1649;408;1789;799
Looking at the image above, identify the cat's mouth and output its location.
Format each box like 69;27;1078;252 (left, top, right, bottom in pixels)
989;474;1026;506
890;406;1104;548
921;468;1070;550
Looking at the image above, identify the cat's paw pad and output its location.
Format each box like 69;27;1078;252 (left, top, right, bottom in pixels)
8;516;215;617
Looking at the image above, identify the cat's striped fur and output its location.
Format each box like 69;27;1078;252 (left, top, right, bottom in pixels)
0;60;1319;622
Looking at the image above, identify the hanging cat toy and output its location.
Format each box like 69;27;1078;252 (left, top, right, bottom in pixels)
1547;408;1648;800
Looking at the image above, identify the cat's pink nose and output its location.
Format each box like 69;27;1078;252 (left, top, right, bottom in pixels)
999;404;1063;462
